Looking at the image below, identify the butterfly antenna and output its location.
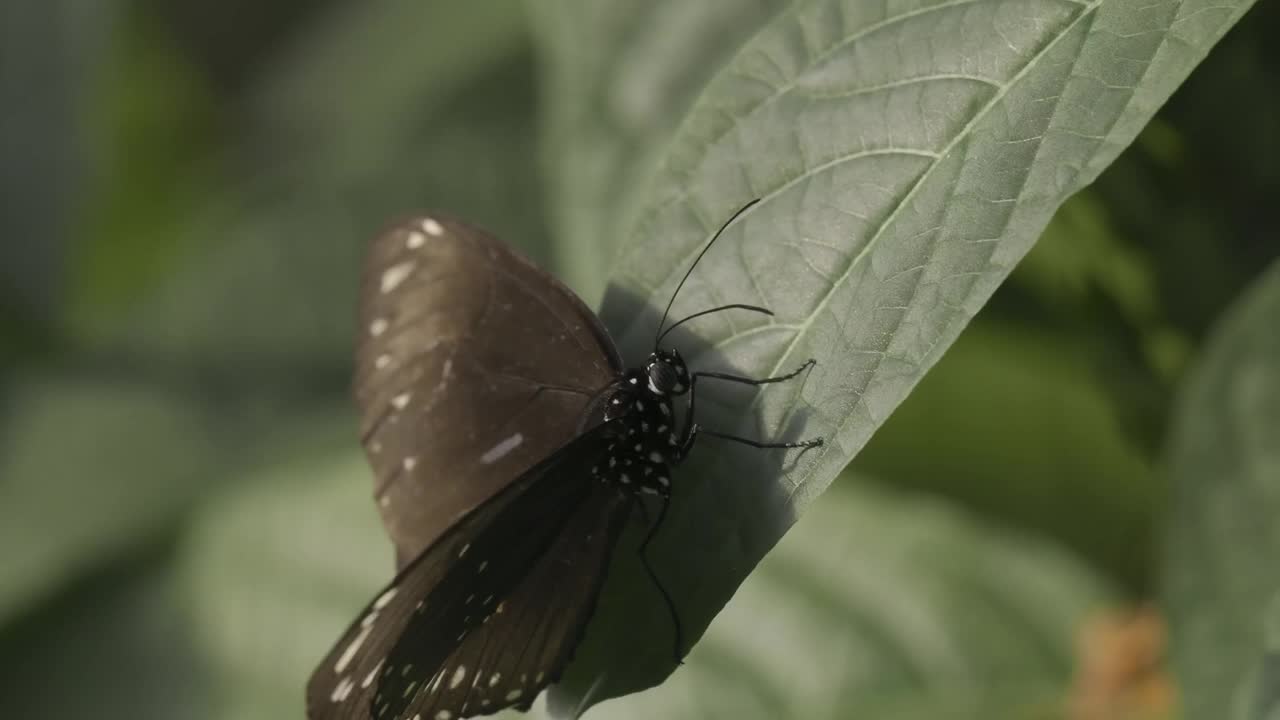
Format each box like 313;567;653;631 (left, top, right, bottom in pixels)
653;198;761;349
655;303;773;347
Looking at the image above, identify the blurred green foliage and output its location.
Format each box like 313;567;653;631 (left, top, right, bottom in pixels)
1;1;1276;719
1164;259;1280;720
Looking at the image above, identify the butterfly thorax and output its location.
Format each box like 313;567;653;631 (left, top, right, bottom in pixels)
592;364;684;499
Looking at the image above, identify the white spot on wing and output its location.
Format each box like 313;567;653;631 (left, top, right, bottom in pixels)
435;712;452;720
406;230;426;249
334;624;372;673
488;673;501;687
374;588;398;610
403;457;417;471
375;354;391;370
427;667;445;693
421;218;444;236
480;433;523;464
369;318;389;336
391;392;411;410
505;689;523;701
330;676;355;702
449;665;467;690
362;660;383;688
380;261;416;294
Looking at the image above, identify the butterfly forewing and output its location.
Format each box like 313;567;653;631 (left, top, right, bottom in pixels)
307;423;626;720
355;216;621;565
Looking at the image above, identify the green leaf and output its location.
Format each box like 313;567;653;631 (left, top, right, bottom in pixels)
543;0;1255;708
1258;601;1280;720
528;0;788;303
0;375;219;623
178;433;1111;719
68;8;220;327
0;0;116;349
249;0;528;181
178;449;391;720
570;481;1113;719
1164;258;1280;720
74;1;543;378
856;320;1156;586
0;564;211;720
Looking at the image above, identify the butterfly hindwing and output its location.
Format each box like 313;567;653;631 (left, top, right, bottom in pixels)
307;422;627;720
391;473;632;718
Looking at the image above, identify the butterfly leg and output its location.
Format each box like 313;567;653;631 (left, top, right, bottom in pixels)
679;359;820;454
637;490;685;663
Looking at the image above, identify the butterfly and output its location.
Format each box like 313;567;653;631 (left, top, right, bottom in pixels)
306;200;820;719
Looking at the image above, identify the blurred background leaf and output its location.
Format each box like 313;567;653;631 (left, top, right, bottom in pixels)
0;561;211;720
528;0;787;302
0;0;1276;718
1164;258;1280;720
0;376;218;622
0;0;118;362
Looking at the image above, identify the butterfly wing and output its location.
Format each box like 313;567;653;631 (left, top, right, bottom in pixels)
355;215;622;566
307;422;630;720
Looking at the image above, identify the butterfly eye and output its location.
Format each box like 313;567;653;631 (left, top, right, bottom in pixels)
646;361;679;395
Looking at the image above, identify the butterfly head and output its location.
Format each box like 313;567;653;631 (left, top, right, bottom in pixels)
645;348;689;396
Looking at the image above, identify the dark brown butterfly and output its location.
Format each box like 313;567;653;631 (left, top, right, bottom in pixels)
306;201;820;719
